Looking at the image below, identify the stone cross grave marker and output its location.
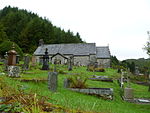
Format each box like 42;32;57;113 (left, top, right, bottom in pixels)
42;48;49;70
68;57;72;71
48;72;58;92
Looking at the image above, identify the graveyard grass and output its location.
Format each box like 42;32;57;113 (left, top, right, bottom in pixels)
0;64;150;113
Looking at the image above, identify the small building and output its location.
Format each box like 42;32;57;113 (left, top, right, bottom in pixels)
34;43;111;68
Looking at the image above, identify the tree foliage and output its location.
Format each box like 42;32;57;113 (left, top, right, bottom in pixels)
144;32;150;56
0;6;83;53
0;41;23;57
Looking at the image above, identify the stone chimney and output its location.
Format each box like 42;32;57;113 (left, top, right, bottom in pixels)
39;39;44;46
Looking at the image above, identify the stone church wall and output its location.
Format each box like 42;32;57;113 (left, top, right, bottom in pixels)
97;59;110;68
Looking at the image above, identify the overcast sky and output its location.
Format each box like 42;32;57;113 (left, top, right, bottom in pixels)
1;0;150;60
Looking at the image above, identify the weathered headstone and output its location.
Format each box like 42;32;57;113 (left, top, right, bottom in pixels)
8;66;20;77
68;58;72;71
135;66;140;75
7;44;20;77
42;48;49;70
123;88;134;100
16;55;20;64
48;72;58;92
54;64;57;72
39;57;43;65
64;78;72;88
23;55;30;71
31;56;36;66
7;44;17;66
4;52;8;71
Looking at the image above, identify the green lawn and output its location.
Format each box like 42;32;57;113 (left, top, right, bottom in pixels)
0;65;150;113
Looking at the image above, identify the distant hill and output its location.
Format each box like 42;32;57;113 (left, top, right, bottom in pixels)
0;6;83;53
124;58;150;68
123;58;150;74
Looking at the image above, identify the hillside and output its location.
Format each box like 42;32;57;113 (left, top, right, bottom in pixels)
123;58;150;73
0;6;83;53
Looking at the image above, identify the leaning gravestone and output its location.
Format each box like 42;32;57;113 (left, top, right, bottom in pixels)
48;72;58;92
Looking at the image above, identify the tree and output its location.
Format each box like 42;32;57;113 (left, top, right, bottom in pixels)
0;41;23;57
144;31;150;55
0;24;8;43
0;6;83;53
144;31;150;91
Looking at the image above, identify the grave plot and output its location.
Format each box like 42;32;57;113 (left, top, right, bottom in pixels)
119;70;150;104
68;88;113;100
122;87;150;104
64;77;113;100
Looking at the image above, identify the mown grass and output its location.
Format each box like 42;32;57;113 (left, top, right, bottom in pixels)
0;64;150;113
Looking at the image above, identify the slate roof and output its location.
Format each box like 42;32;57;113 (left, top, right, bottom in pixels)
34;43;96;56
96;46;111;58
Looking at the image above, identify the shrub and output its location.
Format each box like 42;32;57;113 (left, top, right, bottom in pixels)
58;70;67;74
88;66;94;72
68;75;88;88
95;68;105;72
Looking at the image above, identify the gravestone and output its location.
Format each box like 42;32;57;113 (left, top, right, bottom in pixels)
7;44;17;66
48;72;58;92
4;52;8;71
16;55;20;64
123;88;134;100
94;62;98;68
54;64;56;72
23;55;30;71
8;66;20;77
39;57;43;65
135;66;140;75
31;56;36;66
64;78;72;88
68;57;72;71
42;48;49;70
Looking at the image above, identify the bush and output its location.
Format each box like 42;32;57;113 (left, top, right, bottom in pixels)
95;68;105;72
0;41;23;58
68;75;88;89
58;70;67;74
88;66;105;72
